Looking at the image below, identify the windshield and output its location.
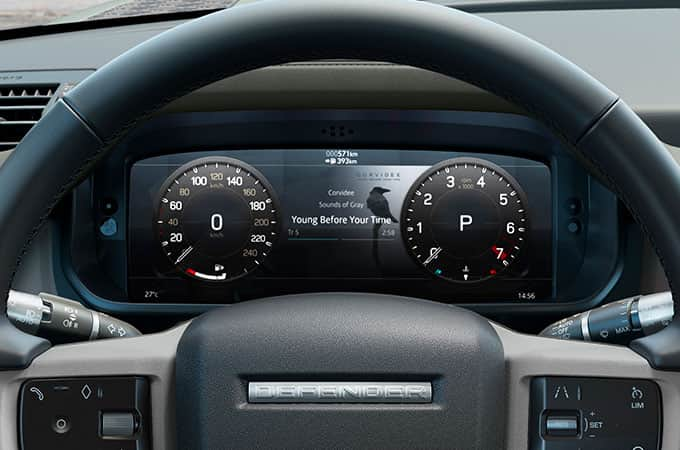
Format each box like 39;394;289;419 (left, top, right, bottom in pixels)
0;0;235;31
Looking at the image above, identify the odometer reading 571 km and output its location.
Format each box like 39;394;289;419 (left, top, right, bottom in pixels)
155;156;279;282
402;157;529;283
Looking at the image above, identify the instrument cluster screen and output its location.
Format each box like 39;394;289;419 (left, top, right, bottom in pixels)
128;149;552;303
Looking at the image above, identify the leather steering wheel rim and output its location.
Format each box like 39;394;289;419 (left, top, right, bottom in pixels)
0;0;678;370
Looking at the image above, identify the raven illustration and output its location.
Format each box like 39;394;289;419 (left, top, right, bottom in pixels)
366;187;398;271
366;187;399;224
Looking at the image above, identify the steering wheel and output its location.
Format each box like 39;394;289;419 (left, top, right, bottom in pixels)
2;0;680;448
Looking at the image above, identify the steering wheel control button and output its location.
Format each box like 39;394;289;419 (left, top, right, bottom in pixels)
530;377;660;450
101;412;137;438
547;380;582;406
80;384;92;400
545;413;579;437
52;416;71;434
20;377;150;450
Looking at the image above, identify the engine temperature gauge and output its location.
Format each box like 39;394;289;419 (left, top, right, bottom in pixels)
402;157;529;283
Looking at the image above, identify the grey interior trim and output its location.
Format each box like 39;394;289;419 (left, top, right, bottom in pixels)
162;64;520;114
638;145;680;294
63;0;616;144
1;9;679;141
0;323;187;450
665;143;680;167
0;321;677;449
0;151;10;167
162;64;680;146
0;21;187;71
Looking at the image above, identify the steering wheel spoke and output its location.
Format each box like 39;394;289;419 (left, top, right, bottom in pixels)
0;314;676;449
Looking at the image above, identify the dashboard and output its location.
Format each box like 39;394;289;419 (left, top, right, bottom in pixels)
58;109;626;321
128;149;552;303
1;7;674;326
0;9;680;331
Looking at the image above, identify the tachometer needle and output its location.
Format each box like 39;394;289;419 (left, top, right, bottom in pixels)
175;246;194;265
423;247;442;266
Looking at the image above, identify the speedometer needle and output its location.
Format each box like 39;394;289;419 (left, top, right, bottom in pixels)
423;247;442;266
175;246;194;265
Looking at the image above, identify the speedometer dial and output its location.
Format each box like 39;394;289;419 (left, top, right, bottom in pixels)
155;156;279;282
402;157;528;283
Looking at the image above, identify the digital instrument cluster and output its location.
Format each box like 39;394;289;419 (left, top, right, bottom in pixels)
156;157;280;282
128;149;552;303
402;157;528;283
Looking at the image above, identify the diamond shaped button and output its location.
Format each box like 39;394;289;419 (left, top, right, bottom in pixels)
81;384;92;400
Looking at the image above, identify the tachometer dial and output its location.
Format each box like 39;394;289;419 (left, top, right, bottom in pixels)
155;157;279;282
402;157;528;283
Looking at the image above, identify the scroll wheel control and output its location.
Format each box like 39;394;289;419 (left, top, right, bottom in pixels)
545;413;579;437
100;411;137;438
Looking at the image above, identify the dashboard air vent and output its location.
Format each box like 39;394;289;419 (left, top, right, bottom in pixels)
0;84;58;151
